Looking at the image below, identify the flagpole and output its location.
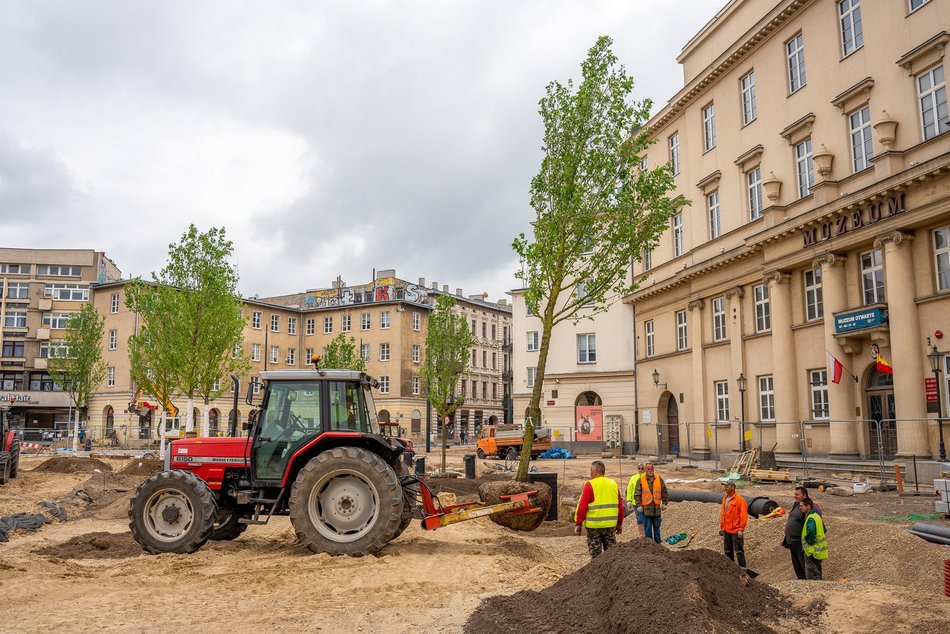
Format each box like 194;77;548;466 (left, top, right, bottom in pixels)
826;349;859;383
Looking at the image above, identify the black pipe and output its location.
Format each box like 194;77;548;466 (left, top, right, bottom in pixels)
667;489;778;518
908;530;950;546
910;521;950;540
229;374;240;437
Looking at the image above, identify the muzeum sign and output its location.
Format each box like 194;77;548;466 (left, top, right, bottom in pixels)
802;192;906;248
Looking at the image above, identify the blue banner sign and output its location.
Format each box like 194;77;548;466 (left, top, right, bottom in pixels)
834;307;888;333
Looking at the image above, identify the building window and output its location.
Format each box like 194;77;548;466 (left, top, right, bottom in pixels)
412;312;421;331
934;227;950;291
577;334;596;364
0;372;24;390
341;315;351;332
0;264;29;274
108;329;118;351
380;311;391;329
668;132;681;175
492;352;497;369
461;379;467;397
491;324;496;340
576;280;594;306
39;342;68;359
252;343;261;362
839;0;863;57
918;65;948;141
110;293;120;314
288;317;297;335
44;283;89;301
492;382;498;399
361;313;371;330
747;167;763;220
379;343;390;361
42;312;72;329
702;103;716;152
482;322;487;338
412;376;420;395
304;347;314;364
6;282;29;299
270;314;279;332
37;264;81;277
252;311;261;329
107;366;115;387
786;32;806;93
910;0;931;11
642;248;652;272
471;319;476;335
472;348;477;366
324;316;333;334
645;320;655;357
5;311;27;328
861;249;886;304
715;381;730;422
379;376;390;394
673;212;684;257
481;350;487;367
306;318;315;335
676;310;688;351
270;346;279;364
412;344;421;363
810;369;829;419
708;191;721;239
850;105;873;172
740;71;757;125
758;375;775;421
804;268;824;320
360;343;370;361
527;331;539;352
233;343;242;359
287;348;296;365
712;297;726;342
795;139;814;198
527;367;537;388
754;284;771;333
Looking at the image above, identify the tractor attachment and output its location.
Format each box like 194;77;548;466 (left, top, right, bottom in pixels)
403;476;541;530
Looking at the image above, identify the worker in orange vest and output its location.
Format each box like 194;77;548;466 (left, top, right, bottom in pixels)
634;463;668;543
720;481;749;574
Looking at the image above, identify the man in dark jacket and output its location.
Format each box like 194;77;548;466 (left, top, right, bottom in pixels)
783;486;823;579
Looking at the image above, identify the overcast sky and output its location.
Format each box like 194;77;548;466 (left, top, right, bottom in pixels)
0;0;721;301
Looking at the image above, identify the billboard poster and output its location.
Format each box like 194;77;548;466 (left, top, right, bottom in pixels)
575;405;603;441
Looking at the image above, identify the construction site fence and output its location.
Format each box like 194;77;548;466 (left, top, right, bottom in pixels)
11;424;242;454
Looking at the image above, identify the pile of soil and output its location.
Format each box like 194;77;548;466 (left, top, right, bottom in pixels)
465;540;797;634
35;531;144;559
478;481;551;532
32;457;113;474
426;473;513;498
119;458;164;476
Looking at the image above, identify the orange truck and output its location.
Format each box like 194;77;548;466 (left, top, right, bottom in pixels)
476;424;552;460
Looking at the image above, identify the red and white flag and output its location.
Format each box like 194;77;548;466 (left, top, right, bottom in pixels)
827;352;844;384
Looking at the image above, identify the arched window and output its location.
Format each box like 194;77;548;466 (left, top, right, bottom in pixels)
411;409;421;433
104;406;115;437
575;391;602;406
378;409;391;423
209;409;220;436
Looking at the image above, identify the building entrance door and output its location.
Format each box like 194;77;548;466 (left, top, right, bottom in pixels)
866;369;896;457
666;397;680;456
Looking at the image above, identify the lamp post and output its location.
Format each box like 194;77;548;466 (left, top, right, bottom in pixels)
737;373;747;452
927;344;946;461
652;369;667;390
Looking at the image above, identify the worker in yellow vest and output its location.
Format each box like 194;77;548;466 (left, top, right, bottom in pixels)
625;463;647;539
800;497;828;580
574;460;624;558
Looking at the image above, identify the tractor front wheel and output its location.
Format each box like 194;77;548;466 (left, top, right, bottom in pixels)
128;470;216;554
289;447;403;557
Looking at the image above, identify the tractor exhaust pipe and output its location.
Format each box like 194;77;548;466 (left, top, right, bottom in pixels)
229;374;240;437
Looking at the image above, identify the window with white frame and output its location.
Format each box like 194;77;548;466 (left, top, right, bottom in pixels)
804;267;824;320
110;293;120;314
286;348;296;365
107;367;115;387
6;282;29;299
412;344;421;363
861;249;886;304
306;318;315;335
0;264;29;274
747;167;763;220
715;381;730;421
910;0;931;11
252;311;261;329
673;212;684;257
341;315;351;332
850;105;873;172
4;311;26;328
740;71;757;125
360;343;370;361
795;139;814;198
37;264;81;277
253;380;261;395
304;348;314;364
642;248;652;272
270;346;279;364
42;312;73;329
252;343;261;362
669;132;681;175
712;297;726;342
380;311;391;329
577;334;596;363
576;280;594;306
270;314;279;332
786;32;806;93
361;313;370;330
839;0;863;57
39;342;69;359
918;65;948;141
379;343;390;361
754;284;771;333
526;367;537;388
758;375;775;420
44;283;89;301
702;103;716;151
645;320;655;357
324;316;333;334
527;331;539;352
708;191;721;239
810;369;829;418
232;343;242;359
676;310;688;351
934;227;950;291
108;329;117;351
412;312;420;331
379;376;390;394
288;317;297;335
412;376;420;395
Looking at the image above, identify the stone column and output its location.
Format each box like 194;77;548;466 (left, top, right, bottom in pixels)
765;271;799;454
725;286;746;451
688;298;708;457
875;231;929;456
814;253;858;455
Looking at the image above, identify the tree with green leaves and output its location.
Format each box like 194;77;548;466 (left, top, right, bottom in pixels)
48;303;108;452
421;295;475;473
126;225;248;436
321;332;366;371
513;36;687;481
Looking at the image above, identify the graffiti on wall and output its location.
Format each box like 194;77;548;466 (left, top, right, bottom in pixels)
302;282;430;309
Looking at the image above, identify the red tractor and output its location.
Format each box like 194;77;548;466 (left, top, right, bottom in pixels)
0;400;20;484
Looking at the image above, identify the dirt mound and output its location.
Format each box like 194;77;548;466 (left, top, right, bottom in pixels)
119;458;164;476
35;531;144;559
465;540;795;634
478;481;551;532
32;457;114;474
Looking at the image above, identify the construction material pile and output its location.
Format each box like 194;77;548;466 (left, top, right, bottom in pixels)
478;481;551;532
465;540;795;633
33;456;113;474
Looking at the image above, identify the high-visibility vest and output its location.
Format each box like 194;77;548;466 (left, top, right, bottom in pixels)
801;512;828;560
640;474;663;506
580;476;620;529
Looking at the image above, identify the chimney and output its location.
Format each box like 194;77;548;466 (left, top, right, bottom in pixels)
497;299;508;306
418;277;426;287
443;284;449;293
431;282;438;290
456;288;462;296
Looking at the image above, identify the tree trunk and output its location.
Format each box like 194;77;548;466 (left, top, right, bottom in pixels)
185;396;195;433
72;407;80;452
440;409;448;474
159;411;167;459
516;310;556;481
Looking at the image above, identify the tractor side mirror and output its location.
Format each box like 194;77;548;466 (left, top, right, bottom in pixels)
244;409;257;431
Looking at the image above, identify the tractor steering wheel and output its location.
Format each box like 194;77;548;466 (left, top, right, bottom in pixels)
288;412;306;432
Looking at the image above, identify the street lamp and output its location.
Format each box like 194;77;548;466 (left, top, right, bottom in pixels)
652;369;667;390
927;344;946;461
737;373;747;452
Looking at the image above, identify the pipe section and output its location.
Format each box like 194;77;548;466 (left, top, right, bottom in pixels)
667;489;778;518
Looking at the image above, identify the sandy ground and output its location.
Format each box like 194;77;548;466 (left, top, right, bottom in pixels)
1;450;949;633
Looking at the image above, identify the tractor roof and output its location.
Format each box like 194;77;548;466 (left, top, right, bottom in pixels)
260;369;378;387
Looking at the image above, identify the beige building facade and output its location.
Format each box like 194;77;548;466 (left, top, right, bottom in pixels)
628;0;950;459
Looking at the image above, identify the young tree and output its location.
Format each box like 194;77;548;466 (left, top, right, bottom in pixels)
47;304;108;451
321;332;366;371
421;295;474;473
513;36;686;480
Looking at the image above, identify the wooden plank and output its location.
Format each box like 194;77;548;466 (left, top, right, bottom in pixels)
749;468;792;482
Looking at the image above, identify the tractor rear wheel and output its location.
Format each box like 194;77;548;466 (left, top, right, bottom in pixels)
289;447;403;557
128;470;216;554
0;452;9;485
210;508;250;541
8;439;19;478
